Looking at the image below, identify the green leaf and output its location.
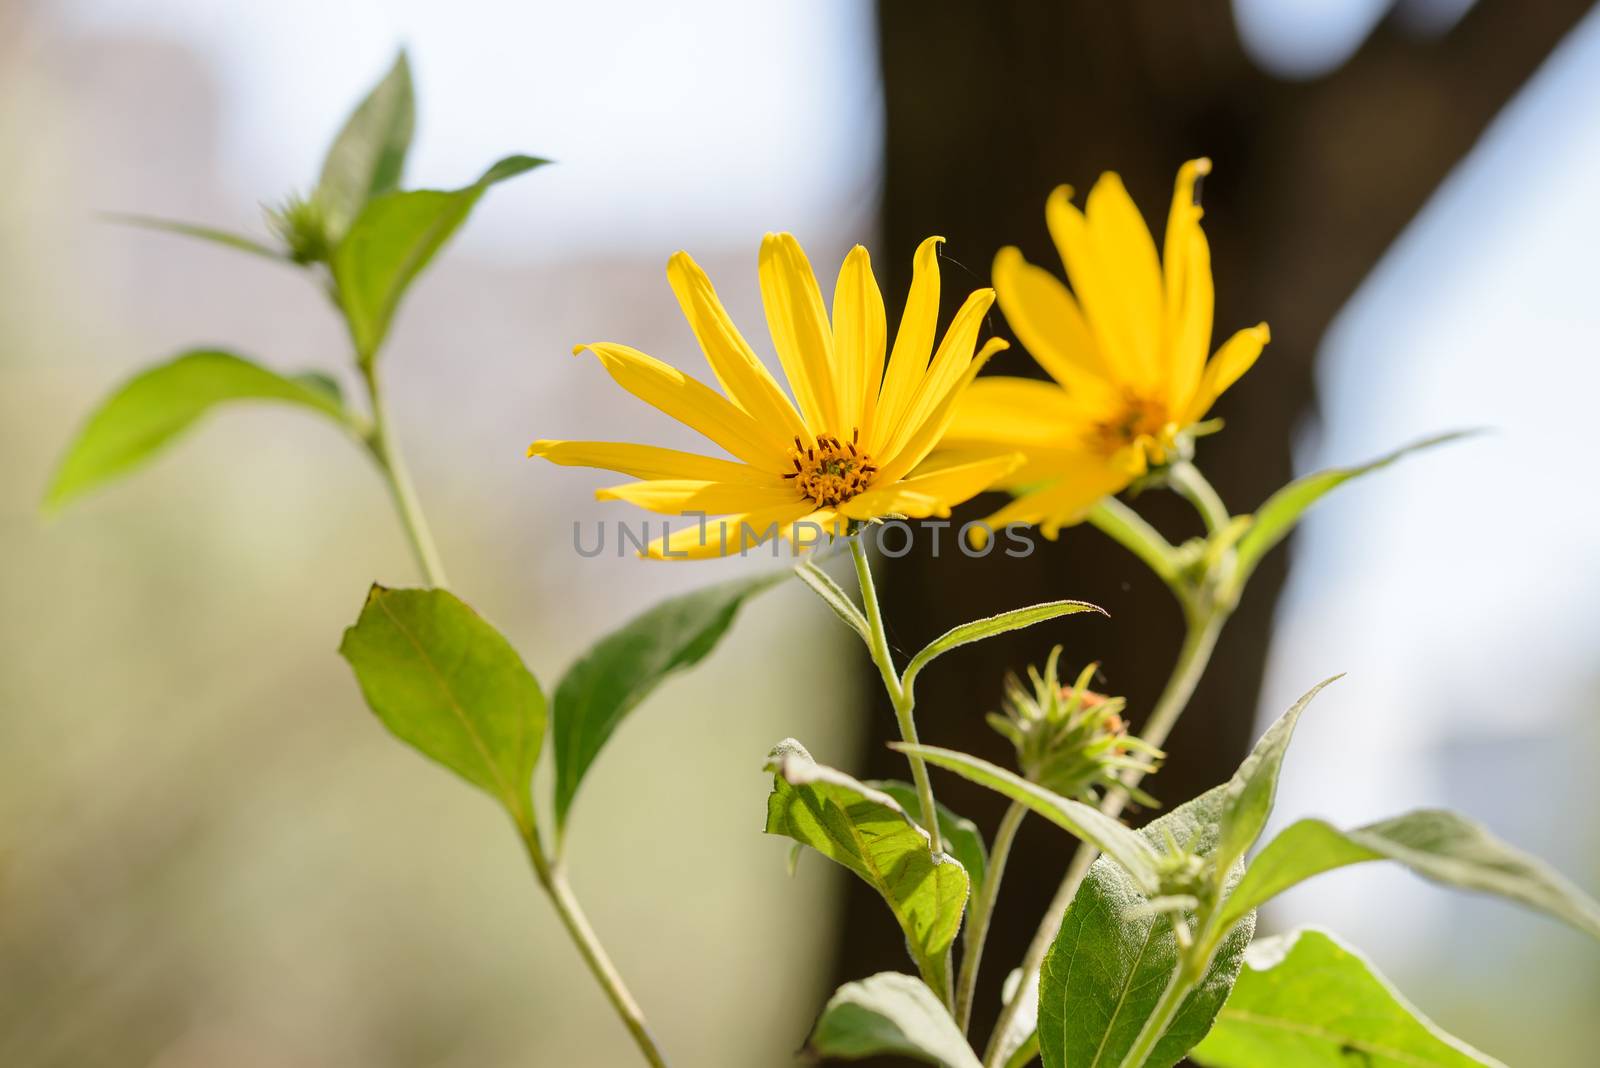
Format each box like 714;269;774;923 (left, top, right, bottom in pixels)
333;154;548;363
765;740;969;995
44;349;352;512
339;586;545;823
794;560;870;643
1228;432;1474;596
1210;677;1340;880
902;600;1105;690
1039;786;1256;1068
893;744;1158;893
554;573;781;828
315;51;415;240
1190;927;1504;1067
1218;809;1600;938
871;780;988;898
806;972;982;1068
100;212;295;264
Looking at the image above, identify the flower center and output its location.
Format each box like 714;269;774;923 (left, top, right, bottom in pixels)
785;429;876;508
1090;394;1170;456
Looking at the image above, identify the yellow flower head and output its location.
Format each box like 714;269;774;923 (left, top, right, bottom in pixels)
944;159;1270;538
529;234;1019;559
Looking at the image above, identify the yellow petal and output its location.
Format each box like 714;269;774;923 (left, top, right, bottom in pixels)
574;343;784;469
942;376;1091;449
1162;160;1214;413
1047;185;1143;393
871;235;942;453
977;457;1131;538
528;439;777;484
1085;172;1164;384
1185;323;1269;424
878;287;997;463
641;502;831;560
831;245;887;436
874;332;1007;485
595;478;797;516
666;251;808;448
759;233;839;432
992;247;1116;403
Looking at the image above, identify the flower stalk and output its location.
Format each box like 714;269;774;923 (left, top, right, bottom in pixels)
954;799;1026;1032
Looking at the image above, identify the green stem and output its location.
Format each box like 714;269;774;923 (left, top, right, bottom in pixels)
519;818;670;1068
955;800;1027;1033
849;537;943;855
983;609;1227;1067
1114;955;1197;1068
1088;498;1183;591
352;362;662;1063
360;364;449;588
1168;461;1230;535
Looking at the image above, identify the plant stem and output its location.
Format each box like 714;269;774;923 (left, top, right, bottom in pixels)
955;800;1027;1033
519;818;670;1068
983;609;1226;1066
1168;461;1230;535
849;537;943;855
1114;956;1195;1068
352;363;662;1063
359;364;449;588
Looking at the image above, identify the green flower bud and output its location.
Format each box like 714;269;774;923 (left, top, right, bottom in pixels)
267;193;334;265
987;647;1163;805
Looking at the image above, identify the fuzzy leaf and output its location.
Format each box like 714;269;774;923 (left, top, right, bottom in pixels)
766;741;968;995
807;972;982;1067
554;573;780;828
1191;927;1504;1067
1219;810;1600;938
871;780;989;898
903;601;1105;688
339;586;544;823
1039;786;1255;1068
45;349;351;512
1228;433;1473;595
1210;677;1340;879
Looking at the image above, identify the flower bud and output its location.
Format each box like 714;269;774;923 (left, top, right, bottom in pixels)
267;194;334;265
987;647;1163;804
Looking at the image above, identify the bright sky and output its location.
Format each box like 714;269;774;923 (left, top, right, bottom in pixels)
58;0;882;263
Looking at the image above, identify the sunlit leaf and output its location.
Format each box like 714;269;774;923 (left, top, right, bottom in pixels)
902;600;1105;688
1210;677;1340;880
1218;809;1600;938
553;573;781;828
765;740;968;995
994;968;1040;1068
339;586;544;823
893;744;1158;892
316;51;415;240
871;780;989;898
44;349;352;512
333;154;548;362
1227;432;1475;596
1191;927;1504;1067
1039;786;1255;1068
806;971;982;1068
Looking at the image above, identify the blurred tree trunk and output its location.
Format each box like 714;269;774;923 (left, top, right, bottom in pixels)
833;0;1593;1060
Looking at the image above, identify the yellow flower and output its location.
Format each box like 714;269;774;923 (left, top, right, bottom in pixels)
942;159;1270;537
529;234;1019;559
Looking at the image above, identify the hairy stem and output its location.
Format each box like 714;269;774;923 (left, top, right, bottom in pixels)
1114;955;1195;1068
360;365;449;588
983;609;1226;1066
1168;461;1230;536
520;818;670;1068
955;800;1027;1033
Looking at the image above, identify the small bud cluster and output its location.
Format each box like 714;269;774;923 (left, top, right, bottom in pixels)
987;647;1163;805
267;194;334;265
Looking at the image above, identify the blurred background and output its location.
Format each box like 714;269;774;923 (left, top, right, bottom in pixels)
2;1;1597;1066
